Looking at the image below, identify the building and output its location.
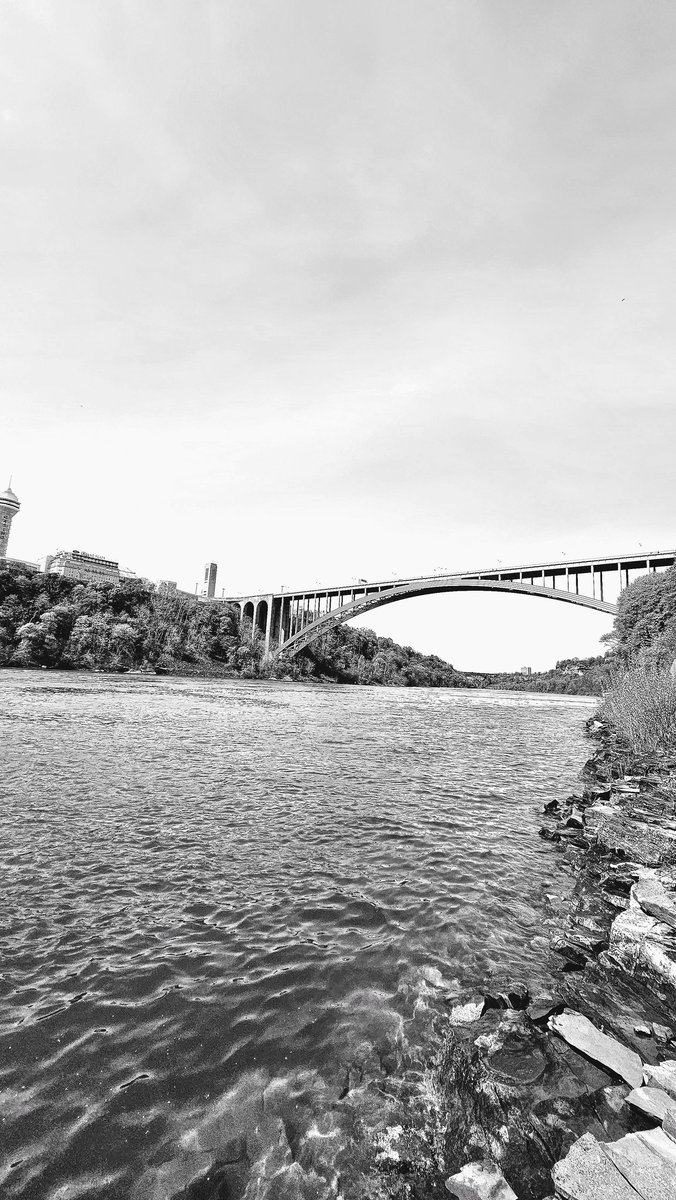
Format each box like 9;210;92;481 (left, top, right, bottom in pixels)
157;579;195;599
2;557;39;575
202;562;218;599
0;481;21;558
43;549;120;585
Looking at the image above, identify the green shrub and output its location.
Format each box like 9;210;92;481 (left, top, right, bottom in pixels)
599;666;676;755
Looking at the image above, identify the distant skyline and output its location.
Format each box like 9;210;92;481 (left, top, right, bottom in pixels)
3;1;675;670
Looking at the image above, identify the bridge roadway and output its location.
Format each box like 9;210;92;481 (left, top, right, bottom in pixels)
222;549;675;658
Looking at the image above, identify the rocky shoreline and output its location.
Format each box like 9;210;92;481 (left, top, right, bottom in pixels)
431;716;676;1199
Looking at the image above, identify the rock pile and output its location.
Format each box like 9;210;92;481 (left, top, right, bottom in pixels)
441;718;676;1200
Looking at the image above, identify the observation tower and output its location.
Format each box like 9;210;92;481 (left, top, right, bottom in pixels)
0;481;20;558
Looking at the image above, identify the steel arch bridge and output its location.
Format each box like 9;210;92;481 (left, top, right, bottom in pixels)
221;549;675;658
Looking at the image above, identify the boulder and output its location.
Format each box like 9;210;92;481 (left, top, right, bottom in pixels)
603;1126;676;1199
551;1132;642;1199
601;869;637;897
609;905;676;989
584;803;615;834
548;1011;644;1088
540;827;561;843
633;873;676;931
644;1061;676;1100
626;1086;676;1121
487;1039;547;1087
566;808;586;829
653;1024;674;1045
550;931;607;968
529;995;564;1024
596;812;676;866
444;1159;517;1199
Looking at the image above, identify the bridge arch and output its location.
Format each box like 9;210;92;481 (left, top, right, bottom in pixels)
279;577;616;657
242;600;254;625
254;599;268;638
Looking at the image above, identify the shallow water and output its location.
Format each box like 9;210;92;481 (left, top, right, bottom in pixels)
0;672;594;1198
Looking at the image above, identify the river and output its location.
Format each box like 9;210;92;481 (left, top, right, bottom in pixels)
0;671;595;1199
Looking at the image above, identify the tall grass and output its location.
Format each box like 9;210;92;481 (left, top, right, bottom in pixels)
599;666;676;755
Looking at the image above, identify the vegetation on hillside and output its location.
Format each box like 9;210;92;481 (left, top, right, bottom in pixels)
0;570;259;676
599;565;676;754
466;655;613;696
280;623;468;687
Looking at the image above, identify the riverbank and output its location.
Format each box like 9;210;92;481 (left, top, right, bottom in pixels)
418;716;676;1200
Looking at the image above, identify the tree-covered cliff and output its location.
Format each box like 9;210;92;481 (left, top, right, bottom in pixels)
0;570;258;675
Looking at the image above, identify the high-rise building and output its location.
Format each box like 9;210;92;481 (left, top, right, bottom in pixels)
202;562;217;598
0;481;20;558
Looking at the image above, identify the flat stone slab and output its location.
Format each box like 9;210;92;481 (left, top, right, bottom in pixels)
604;1127;676;1200
633;874;676;931
549;1010;644;1088
626;1086;676;1122
596;812;676;866
551;1132;642;1200
445;1159;517;1199
644;1061;676;1100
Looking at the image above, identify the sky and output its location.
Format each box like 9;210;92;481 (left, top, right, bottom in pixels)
2;0;675;671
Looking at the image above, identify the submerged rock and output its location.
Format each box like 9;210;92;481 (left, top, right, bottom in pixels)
548;1010;644;1088
483;981;529;1012
448;999;485;1026
445;1159;517;1199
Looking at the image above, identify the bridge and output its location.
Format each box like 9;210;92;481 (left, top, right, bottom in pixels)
222;550;675;658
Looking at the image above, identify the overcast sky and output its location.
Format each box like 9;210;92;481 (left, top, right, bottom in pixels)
2;1;675;670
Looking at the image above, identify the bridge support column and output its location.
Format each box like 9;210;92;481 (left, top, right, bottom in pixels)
279;597;290;648
264;596;274;657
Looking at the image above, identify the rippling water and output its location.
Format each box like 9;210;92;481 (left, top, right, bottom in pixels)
0;671;594;1199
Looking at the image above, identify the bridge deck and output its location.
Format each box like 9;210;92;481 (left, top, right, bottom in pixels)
223;549;674;605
